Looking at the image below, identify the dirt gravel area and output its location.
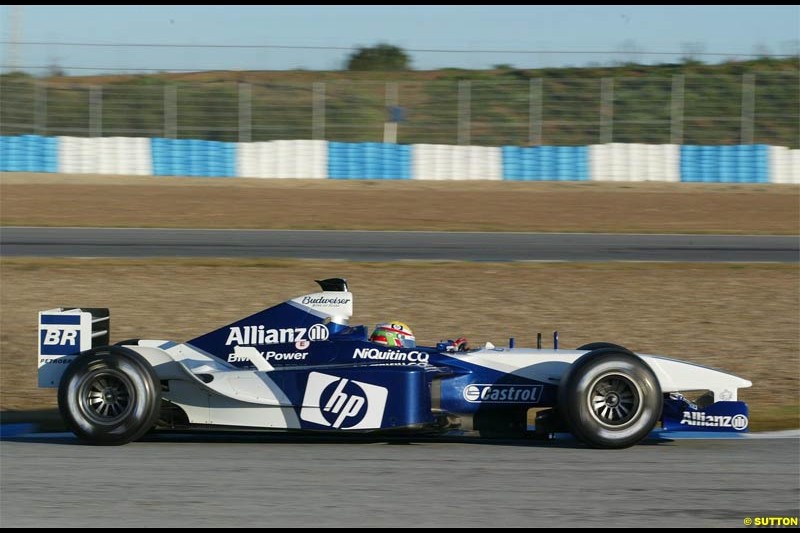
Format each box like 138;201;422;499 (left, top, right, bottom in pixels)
2;173;798;234
1;259;797;430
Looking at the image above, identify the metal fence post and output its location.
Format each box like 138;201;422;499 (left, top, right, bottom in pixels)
741;73;756;145
312;82;326;140
384;81;399;143
600;77;614;144
34;80;47;135
89;86;102;137
670;74;685;145
164;85;177;138
238;82;252;143
458;80;471;145
528;78;543;146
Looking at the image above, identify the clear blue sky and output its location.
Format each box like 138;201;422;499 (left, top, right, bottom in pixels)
1;5;798;74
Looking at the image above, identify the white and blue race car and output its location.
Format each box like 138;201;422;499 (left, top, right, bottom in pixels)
37;278;751;448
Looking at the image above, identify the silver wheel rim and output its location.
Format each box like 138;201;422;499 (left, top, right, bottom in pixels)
77;369;135;425
587;372;642;428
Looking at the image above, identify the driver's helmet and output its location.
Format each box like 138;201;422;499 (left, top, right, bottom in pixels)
370;321;416;348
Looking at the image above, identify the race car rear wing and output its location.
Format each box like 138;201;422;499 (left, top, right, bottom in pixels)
38;307;109;387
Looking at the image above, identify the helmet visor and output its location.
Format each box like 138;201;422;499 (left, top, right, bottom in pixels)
399;336;416;348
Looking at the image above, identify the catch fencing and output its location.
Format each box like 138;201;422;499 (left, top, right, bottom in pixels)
1;74;797;148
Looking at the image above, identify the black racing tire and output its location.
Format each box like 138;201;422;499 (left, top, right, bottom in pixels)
58;346;161;445
558;349;662;449
576;342;632;353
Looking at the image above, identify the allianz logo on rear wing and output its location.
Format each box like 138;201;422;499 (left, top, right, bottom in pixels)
38;308;109;387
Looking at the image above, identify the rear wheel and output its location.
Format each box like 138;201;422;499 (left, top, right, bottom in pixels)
558;350;661;449
58;347;161;445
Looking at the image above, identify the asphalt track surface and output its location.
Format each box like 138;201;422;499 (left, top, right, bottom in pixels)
1;432;797;527
2;227;798;262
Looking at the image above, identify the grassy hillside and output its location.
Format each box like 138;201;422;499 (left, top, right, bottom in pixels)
1;58;797;146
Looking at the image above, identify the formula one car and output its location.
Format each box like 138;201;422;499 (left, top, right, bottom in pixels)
37;278;751;448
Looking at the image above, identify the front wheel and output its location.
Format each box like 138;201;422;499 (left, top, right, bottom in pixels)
576;342;631;353
58;347;161;445
558;349;662;449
